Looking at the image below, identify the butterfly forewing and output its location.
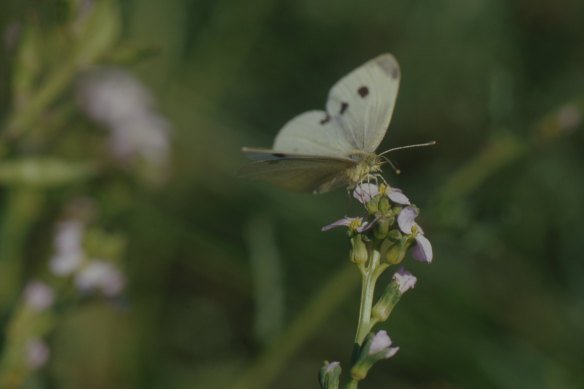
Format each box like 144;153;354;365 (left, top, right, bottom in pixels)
272;111;354;158
326;53;400;153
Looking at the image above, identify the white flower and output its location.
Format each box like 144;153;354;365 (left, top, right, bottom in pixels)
321;215;380;233
397;207;433;263
368;330;399;359
23;281;55;311
325;361;340;374
353;183;410;205
49;220;85;276
25;338;50;369
109;112;171;165
392;267;417;294
77;67;171;167
74;259;124;296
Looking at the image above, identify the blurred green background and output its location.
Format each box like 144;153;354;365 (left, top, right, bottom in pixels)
1;0;583;388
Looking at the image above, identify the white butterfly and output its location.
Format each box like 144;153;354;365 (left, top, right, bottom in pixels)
238;53;432;194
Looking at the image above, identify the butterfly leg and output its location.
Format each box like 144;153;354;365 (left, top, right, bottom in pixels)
345;187;353;216
372;173;388;187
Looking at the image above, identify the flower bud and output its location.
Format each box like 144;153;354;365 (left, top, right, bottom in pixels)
379;239;395;258
373;217;390;240
378;196;390;213
366;195;380;214
371;283;400;322
319;361;341;389
391;206;403;216
351;331;399;381
384;238;410;265
350;235;368;264
387;229;402;241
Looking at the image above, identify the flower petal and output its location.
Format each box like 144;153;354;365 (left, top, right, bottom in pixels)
325;361;341;373
25;338;50;370
321;216;356;231
397;207;419;234
357;215;382;232
387;188;410;205
369;330;392;355
23;281;55;312
384;346;400;359
392;267;417;293
353;183;379;204
412;234;433;263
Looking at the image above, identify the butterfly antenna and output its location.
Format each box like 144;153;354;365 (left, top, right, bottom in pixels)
380;156;401;175
379;141;437;157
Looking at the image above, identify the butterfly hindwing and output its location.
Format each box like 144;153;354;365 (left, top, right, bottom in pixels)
237;157;357;194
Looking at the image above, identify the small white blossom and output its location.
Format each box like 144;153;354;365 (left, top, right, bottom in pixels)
25;338;50;370
392;267;417;294
325;361;340;374
397;207;433;263
354;183;410;205
49;220;85;276
322;216;380;233
74;259;124;296
368;330;399;359
23;281;55;312
77;67;171;167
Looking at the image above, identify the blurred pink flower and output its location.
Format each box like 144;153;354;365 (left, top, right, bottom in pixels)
23;280;55;312
77;67;171;167
25;338;50;370
75;259;125;297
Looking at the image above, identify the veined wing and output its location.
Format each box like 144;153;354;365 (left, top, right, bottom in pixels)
236;157;357;194
272;111;356;158
326;53;400;153
241;147;356;162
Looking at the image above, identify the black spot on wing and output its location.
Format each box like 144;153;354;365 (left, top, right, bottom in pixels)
320;113;331;125
376;54;400;80
391;66;399;80
340;102;349;115
358;86;369;98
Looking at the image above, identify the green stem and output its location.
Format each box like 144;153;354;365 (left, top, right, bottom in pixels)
354;247;381;345
344;377;359;389
0;189;44;313
2;57;77;141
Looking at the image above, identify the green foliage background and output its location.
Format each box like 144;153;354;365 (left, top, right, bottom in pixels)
1;0;583;388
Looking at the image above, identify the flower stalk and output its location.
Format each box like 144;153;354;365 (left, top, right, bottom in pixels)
320;183;433;389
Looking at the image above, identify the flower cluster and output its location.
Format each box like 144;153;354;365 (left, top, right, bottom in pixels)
323;183;433;265
76;67;171;178
1;203;126;379
319;182;434;389
49;216;124;297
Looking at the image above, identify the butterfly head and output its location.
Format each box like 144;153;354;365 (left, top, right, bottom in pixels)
346;152;384;187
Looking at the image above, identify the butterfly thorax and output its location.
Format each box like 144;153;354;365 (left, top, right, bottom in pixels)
346;152;383;187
